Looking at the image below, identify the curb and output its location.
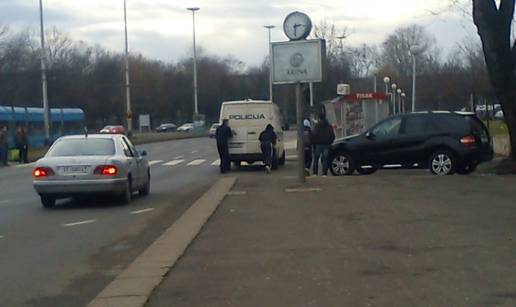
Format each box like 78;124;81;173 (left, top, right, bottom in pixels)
87;176;236;307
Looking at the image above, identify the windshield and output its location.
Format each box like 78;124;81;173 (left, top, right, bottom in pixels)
47;138;115;157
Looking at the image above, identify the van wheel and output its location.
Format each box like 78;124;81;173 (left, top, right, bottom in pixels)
233;161;241;167
279;150;286;165
271;153;279;170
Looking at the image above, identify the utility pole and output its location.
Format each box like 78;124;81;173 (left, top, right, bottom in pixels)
296;83;305;183
123;0;132;133
39;0;50;144
264;25;275;102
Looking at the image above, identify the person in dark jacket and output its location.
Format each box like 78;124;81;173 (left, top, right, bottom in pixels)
15;127;29;164
0;125;8;166
215;119;233;173
312;114;335;176
259;124;277;173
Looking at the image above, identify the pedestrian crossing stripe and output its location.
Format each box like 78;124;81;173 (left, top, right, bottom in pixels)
149;160;163;166
211;159;220;166
187;159;206;166
164;159;184;166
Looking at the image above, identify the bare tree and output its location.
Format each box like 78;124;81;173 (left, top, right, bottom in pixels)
473;0;516;158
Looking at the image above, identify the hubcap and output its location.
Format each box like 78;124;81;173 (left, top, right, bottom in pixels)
332;155;350;175
432;154;452;175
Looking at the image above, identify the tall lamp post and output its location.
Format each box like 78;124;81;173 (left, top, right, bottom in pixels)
383;76;390;115
401;92;406;113
38;0;50;144
187;7;200;115
391;83;397;115
264;25;275;102
123;0;132;133
410;45;419;112
397;88;402;114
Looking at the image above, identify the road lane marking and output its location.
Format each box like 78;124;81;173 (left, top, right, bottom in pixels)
187;159;206;166
285;188;322;193
211;159;220;166
164;159;184;166
227;191;247;196
149;160;163;166
191;150;199;154
175;155;184;159
130;208;155;215
62;219;97;227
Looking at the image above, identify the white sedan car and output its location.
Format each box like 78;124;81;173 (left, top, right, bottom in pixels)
177;123;194;132
33;134;150;208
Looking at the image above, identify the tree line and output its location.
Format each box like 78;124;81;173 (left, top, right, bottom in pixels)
0;23;494;130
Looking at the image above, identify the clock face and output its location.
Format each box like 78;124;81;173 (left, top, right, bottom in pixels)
283;11;312;41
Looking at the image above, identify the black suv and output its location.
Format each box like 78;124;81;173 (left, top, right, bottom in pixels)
329;112;493;176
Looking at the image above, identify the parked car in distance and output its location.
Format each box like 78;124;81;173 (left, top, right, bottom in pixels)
32;134;150;208
100;125;126;135
177;123;194;132
329;111;493;176
155;123;177;133
208;123;220;138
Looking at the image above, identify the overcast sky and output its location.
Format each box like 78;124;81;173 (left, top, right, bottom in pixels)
0;0;476;66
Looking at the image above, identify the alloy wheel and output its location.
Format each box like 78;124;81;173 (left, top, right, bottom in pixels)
431;153;453;175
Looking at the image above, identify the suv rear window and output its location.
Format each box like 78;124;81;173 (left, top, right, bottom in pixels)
47;138;115;157
467;116;489;138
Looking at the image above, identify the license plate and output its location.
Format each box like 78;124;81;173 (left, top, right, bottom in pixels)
59;165;90;174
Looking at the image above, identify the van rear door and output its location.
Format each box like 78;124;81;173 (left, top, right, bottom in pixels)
223;104;248;155
246;104;272;155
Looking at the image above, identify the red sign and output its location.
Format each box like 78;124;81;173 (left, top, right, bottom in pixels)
344;92;387;101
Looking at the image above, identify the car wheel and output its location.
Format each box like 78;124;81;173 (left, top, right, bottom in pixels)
429;150;456;176
356;164;378;175
41;195;56;209
139;170;151;196
279;150;286;165
330;152;355;176
120;177;132;204
457;163;477;175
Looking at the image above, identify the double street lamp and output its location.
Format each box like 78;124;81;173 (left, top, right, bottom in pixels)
391;83;397;115
187;7;200;116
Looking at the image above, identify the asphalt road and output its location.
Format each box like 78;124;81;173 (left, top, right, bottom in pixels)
0;136;223;307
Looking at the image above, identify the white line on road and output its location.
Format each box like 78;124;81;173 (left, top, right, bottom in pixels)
191;150;199;154
149;160;163;166
175;155;184;159
211;159;220;166
164;159;184;166
187;159;206;166
130;208;155;215
62;219;97;227
285;188;322;193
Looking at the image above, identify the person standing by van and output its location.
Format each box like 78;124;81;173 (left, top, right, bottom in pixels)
259;124;277;174
216;119;233;173
0;125;8;166
312;114;335;176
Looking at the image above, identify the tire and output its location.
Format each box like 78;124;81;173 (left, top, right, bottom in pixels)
119;177;132;204
457;163;477;175
139;170;151;196
41;195;56;209
429;150;456;176
278;150;286;166
356;164;378;175
233;161;241;167
271;153;279;170
330;152;355;176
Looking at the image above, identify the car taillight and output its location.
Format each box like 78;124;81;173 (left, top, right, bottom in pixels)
33;167;55;178
460;135;476;146
94;165;117;176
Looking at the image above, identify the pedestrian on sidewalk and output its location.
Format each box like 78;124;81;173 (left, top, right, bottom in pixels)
312;114;335;176
259;124;277;174
15;127;29;164
302;119;313;176
0;125;8;166
215;119;233;174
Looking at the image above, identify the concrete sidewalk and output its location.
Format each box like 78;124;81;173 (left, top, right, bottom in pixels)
145;163;516;307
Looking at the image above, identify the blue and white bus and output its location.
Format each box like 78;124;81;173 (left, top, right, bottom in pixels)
0;105;85;148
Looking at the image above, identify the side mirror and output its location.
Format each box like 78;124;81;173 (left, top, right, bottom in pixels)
366;131;375;139
139;150;147;157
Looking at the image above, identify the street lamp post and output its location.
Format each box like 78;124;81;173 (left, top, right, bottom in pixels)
123;0;132;133
383;76;390;115
38;0;50;144
410;45;419;112
264;25;275;102
391;83;397;115
396;88;403;114
401;92;406;113
187;7;200;115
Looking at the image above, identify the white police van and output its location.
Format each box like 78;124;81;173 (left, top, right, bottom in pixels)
219;99;285;168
